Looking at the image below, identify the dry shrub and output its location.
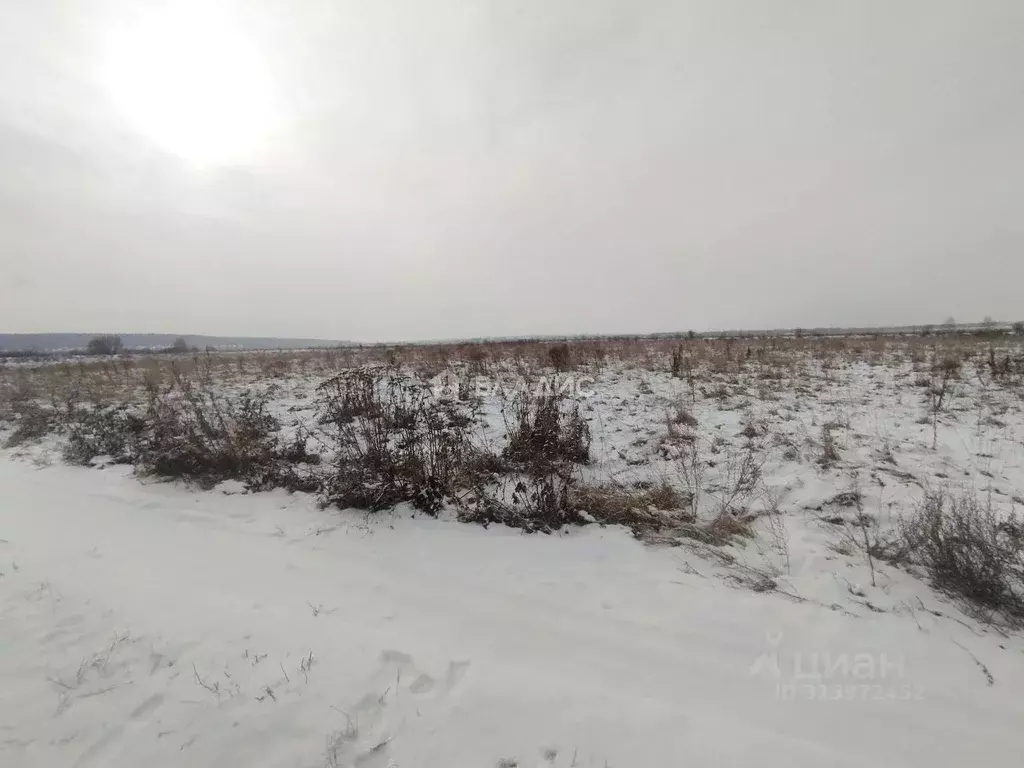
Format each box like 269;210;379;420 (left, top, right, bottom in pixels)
896;490;1024;625
135;385;288;489
503;390;591;468
703;384;731;401
548;343;574;372
707;512;758;543
819;423;841;466
459;470;575;533
669;437;765;545
460;388;592;533
669;400;698;428
460;472;687;536
4;401;60;448
63;405;146;465
647;480;686;511
568;482;690;533
316;368;485;515
670;344;685;378
61;374;311;491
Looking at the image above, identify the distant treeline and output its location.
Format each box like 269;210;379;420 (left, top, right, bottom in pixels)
3;323;1021;359
364;321;1024;348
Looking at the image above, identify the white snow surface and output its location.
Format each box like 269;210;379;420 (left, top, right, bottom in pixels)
2;457;1024;767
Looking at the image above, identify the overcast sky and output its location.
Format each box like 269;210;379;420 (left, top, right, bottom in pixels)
0;0;1021;342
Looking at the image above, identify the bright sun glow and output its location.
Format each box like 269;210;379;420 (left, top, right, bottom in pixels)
100;5;280;166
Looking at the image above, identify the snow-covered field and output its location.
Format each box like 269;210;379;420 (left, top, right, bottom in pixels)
2;338;1024;766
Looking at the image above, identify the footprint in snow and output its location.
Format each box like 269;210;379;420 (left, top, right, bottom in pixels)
323;650;471;767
